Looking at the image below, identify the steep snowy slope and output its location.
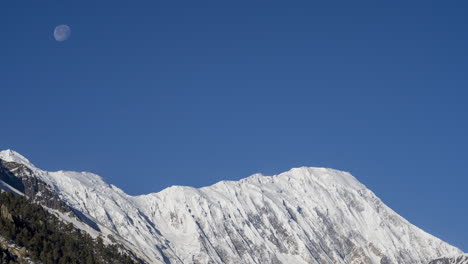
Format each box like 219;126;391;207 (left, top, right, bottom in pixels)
430;254;468;264
0;150;463;263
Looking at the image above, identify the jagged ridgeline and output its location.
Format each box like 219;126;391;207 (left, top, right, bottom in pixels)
0;191;138;264
0;150;464;263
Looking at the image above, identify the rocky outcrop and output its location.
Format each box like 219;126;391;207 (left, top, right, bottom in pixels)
0;160;72;214
0;159;104;233
0;247;19;264
0;236;33;264
0;204;14;223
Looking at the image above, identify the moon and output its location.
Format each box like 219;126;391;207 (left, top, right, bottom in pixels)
54;25;71;42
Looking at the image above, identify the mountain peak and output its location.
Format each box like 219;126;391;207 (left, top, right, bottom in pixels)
241;166;366;191
0;149;37;169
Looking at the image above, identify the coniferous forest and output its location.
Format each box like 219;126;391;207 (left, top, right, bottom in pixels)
0;191;139;264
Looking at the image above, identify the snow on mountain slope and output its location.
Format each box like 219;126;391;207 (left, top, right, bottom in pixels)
0;150;463;264
0;150;38;171
430;254;468;264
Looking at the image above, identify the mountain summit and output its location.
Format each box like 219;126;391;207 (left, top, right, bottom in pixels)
0;149;36;169
0;150;463;263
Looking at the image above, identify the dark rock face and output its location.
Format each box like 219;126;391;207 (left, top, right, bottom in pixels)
0;159;103;233
0;161;25;192
0;159;73;215
21;173;73;214
429;255;468;264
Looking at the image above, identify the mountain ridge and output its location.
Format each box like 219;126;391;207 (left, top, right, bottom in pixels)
0;149;463;264
0;150;362;196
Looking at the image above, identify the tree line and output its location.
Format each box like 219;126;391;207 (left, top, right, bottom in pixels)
0;191;139;264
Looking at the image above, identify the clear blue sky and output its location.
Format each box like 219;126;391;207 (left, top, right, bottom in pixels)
1;0;467;251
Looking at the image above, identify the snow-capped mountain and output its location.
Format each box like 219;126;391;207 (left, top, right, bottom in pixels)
0;150;463;263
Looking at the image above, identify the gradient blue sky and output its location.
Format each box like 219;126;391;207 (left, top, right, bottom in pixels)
1;0;467;251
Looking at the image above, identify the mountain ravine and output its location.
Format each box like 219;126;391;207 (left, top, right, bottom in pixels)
0;150;463;263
